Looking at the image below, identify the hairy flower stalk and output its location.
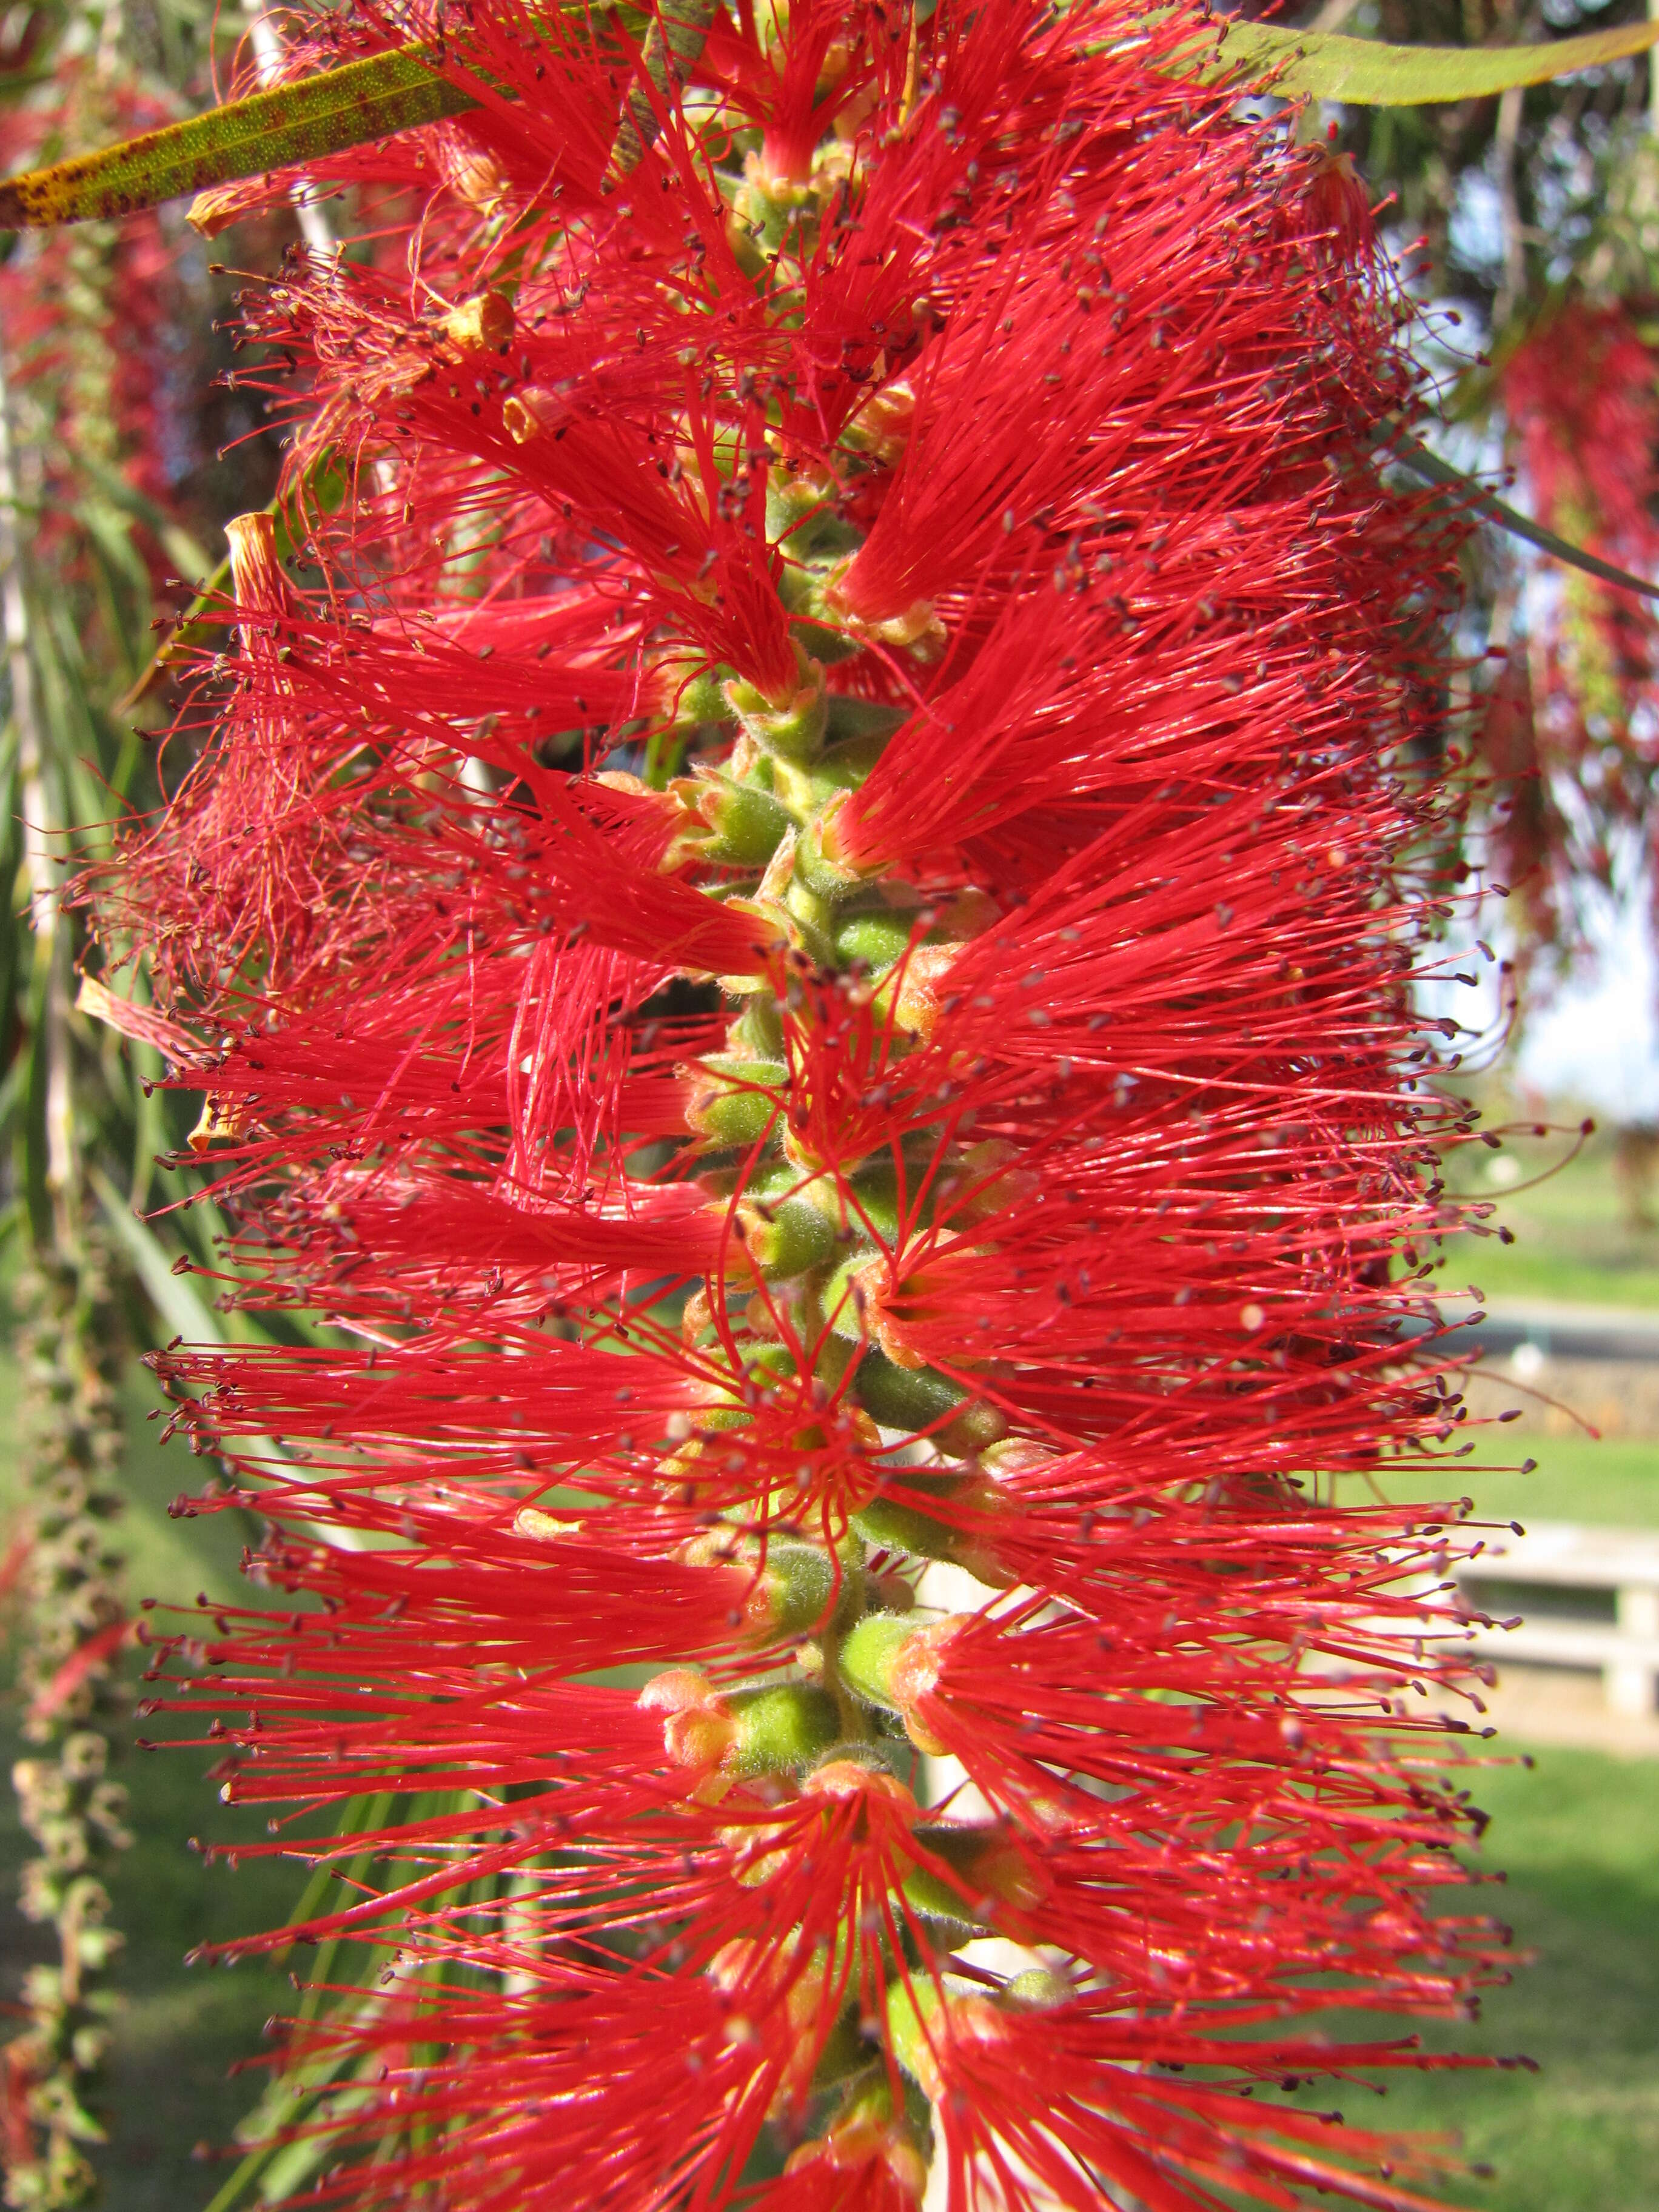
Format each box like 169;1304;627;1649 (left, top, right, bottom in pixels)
90;2;1518;2204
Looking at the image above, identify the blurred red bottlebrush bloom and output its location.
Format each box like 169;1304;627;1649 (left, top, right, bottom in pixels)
1494;300;1659;960
0;67;199;586
87;1;1520;2204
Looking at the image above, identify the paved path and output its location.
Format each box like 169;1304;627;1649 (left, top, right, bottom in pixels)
1462;1298;1659;1364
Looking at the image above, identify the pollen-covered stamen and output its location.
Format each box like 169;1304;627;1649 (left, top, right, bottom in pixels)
224;507;289;623
434;289;515;357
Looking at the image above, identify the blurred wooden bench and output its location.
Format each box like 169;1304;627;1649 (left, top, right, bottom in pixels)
1458;1521;1659;1718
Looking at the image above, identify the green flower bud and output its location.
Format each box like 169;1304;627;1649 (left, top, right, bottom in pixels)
657;658;738;728
905;1822;1043;1923
726;1681;841;1774
823;697;910;751
766;471;860;565
736;1194;839;1279
1002;1967;1070;2008
833;907;918;973
725;656;829;761
822;1248;881;1341
850;1469;975;1563
851;1349;1007;1451
882;1976;1010;2100
685;1056;786;1145
678;771;794;868
838;1612;919;1711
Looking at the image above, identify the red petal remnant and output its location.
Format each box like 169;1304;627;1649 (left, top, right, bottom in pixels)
1301;127;1375;260
90;2;1509;2207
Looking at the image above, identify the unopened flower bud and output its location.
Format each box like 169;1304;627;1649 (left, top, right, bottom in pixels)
793;800;870;906
850;1468;1002;1581
729;1682;840;1774
685;1056;787;1145
831;905;921;973
640;1670;838;1777
680;1530;860;1638
766;468;855;563
851;1348;1007;1453
1002;1966;1070;2008
668;771;794;870
839;1615;965;1754
903;1821;1044;1926
724;655;829;760
734;1193;839;1280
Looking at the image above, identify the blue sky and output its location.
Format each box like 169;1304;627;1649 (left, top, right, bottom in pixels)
1513;886;1659;1121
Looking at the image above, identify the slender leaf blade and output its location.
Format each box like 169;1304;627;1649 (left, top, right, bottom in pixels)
118;447;352;710
0;46;475;229
90;1164;227;1344
1181;15;1659;105
1393;435;1659;602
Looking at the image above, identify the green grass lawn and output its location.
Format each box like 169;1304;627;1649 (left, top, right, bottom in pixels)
1374;1433;1659;1530
1292;1749;1659;2212
1441;1110;1659;1309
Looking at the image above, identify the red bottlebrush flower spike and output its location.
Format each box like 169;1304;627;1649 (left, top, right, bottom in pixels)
1493;300;1659;964
95;4;1513;2207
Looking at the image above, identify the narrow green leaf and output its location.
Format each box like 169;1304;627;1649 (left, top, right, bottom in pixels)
1181;15;1659;106
118;447;352;710
89;1164;227;1344
73;446;215;589
0;46;475;229
1393;435;1659;603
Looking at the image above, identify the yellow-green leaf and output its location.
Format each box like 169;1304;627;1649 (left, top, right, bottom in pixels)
0;45;476;229
1179;15;1659;106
